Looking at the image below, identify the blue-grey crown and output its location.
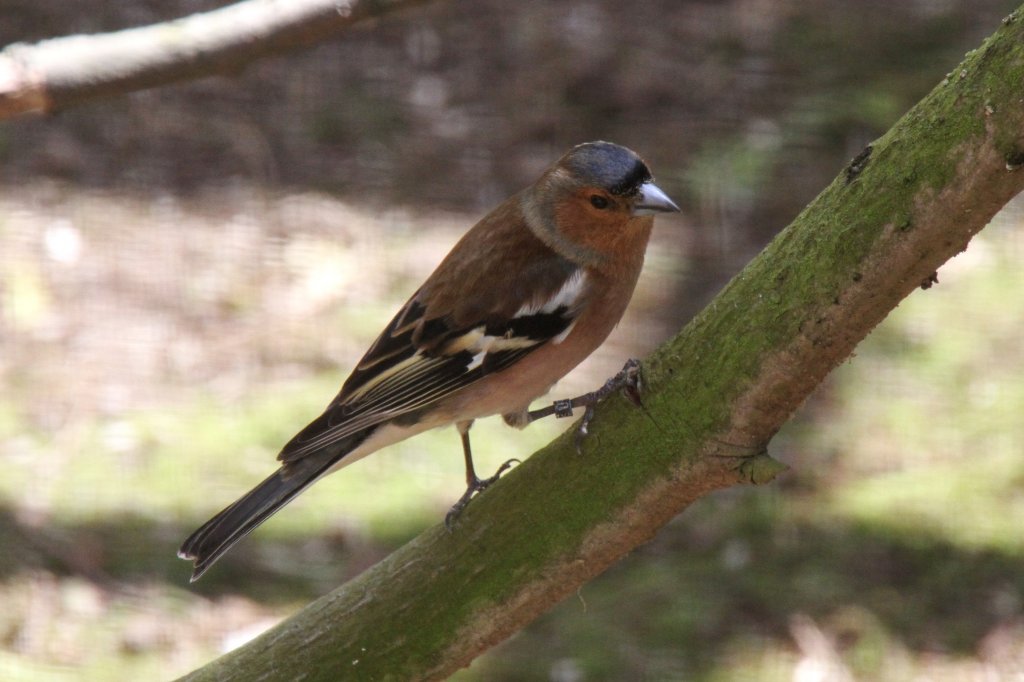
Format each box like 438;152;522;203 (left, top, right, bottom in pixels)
563;141;652;197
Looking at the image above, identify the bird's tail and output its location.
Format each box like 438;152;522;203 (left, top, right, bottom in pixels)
178;450;344;582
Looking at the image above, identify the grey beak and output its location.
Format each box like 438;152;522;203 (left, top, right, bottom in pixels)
634;181;681;215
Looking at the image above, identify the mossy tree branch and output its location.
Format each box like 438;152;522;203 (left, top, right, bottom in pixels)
0;0;435;119
180;8;1024;682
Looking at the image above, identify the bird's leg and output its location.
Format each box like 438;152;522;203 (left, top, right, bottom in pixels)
515;358;643;453
445;420;519;531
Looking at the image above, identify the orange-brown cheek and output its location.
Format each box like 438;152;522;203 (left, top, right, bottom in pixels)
554;202;652;261
555;203;629;253
553;201;593;243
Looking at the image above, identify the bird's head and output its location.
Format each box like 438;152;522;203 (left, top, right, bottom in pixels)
522;141;680;269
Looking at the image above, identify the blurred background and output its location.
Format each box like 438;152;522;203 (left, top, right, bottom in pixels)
1;0;1023;679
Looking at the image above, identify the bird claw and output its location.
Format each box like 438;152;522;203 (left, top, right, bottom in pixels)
574;405;595;454
620;364;643;409
444;458;520;531
573;358;643;453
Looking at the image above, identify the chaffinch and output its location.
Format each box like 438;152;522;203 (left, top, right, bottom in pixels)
179;141;680;581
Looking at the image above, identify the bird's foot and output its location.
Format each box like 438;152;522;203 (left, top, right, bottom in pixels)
524;358;644;453
444;458;520;531
571;358;643;452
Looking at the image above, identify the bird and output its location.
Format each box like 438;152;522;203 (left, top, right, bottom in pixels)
178;141;680;581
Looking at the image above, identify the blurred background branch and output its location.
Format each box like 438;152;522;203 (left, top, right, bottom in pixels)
0;0;435;118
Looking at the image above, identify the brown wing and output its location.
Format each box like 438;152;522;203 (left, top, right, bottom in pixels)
278;197;588;463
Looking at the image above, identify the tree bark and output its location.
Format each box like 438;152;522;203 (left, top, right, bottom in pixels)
0;0;436;119
173;7;1024;682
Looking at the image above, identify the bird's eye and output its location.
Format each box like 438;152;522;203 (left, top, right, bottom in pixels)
590;195;609;209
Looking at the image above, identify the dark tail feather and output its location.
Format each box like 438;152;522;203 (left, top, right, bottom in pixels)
178;451;343;582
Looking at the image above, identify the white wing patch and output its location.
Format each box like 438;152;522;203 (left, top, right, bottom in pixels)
465;329;545;370
515;270;588;318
